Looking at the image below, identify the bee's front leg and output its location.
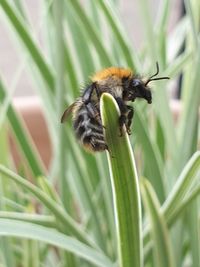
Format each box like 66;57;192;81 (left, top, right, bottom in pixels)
115;97;128;136
126;106;134;135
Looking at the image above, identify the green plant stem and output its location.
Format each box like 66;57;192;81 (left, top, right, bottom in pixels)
141;179;175;267
100;93;142;267
53;0;68;211
53;1;76;265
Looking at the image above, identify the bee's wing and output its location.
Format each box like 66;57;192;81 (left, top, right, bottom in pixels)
61;102;77;123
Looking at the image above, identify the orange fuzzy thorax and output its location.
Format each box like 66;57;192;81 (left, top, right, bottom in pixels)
91;67;133;82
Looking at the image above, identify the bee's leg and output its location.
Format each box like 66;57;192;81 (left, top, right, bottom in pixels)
83;82;101;103
85;102;97;117
85;102;105;129
115;97;128;136
126;105;134;135
82;84;96;104
94;83;101;100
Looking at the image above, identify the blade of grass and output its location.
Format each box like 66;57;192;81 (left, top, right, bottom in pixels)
95;0;139;69
53;1;77;265
43;2;113;246
0;0;54;93
0;164;98;249
0;0;58;141
144;181;200;262
43;1;80;96
163;150;200;220
0;78;46;177
165;50;192;78
139;0;157;60
156;0;170;66
0;219;114;267
167;182;200;226
23;240;39;267
64;4;96;82
178;43;200;171
141;179;175;267
0;174;15;267
53;0;68;212
139;0;178;166
184;0;199;48
134;111;165;202
59;127;110;252
143;151;200;250
186;200;200;267
0;61;24;129
153;81;178;168
67;0;112;67
0;212;55;228
100;93;142;267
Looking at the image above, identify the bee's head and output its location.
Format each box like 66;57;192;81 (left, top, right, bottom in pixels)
128;78;152;104
123;62;169;104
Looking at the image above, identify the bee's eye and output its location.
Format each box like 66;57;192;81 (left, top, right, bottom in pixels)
132;79;141;87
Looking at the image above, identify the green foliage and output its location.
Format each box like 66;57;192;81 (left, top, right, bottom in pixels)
0;0;199;266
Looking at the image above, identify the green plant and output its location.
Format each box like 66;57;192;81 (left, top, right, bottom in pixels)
0;0;199;266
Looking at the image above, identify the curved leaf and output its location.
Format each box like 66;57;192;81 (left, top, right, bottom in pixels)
0;219;114;267
100;93;142;267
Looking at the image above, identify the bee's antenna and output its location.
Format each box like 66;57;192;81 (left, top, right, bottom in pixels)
145;62;170;86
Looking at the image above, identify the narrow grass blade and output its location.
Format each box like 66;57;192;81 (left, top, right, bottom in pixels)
95;0;138;69
143;151;200;254
153;82;178;167
167;183;200;226
162;151;200;219
64;5;96;81
67;0;112;67
139;0;157;60
0;79;46;177
0;0;54;92
134;111;165;202
53;2;77;265
141;179;175;267
0;219;114;267
0;212;55;228
186;200;200;267
0;165;97;248
178;43;200;170
0;174;15;267
53;0;69;210
23;240;39;267
100;93;142;267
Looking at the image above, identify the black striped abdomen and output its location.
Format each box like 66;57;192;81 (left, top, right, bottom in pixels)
73;104;107;152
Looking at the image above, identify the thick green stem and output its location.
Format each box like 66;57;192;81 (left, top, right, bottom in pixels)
100;93;142;267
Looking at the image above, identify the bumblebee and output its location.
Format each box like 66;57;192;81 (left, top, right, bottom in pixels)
61;63;169;152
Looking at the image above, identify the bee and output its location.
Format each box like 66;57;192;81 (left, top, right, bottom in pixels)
61;63;169;152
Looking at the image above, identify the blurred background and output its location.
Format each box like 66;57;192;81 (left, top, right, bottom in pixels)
0;0;182;96
0;0;199;267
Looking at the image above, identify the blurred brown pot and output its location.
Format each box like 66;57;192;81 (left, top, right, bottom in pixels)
11;96;52;169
